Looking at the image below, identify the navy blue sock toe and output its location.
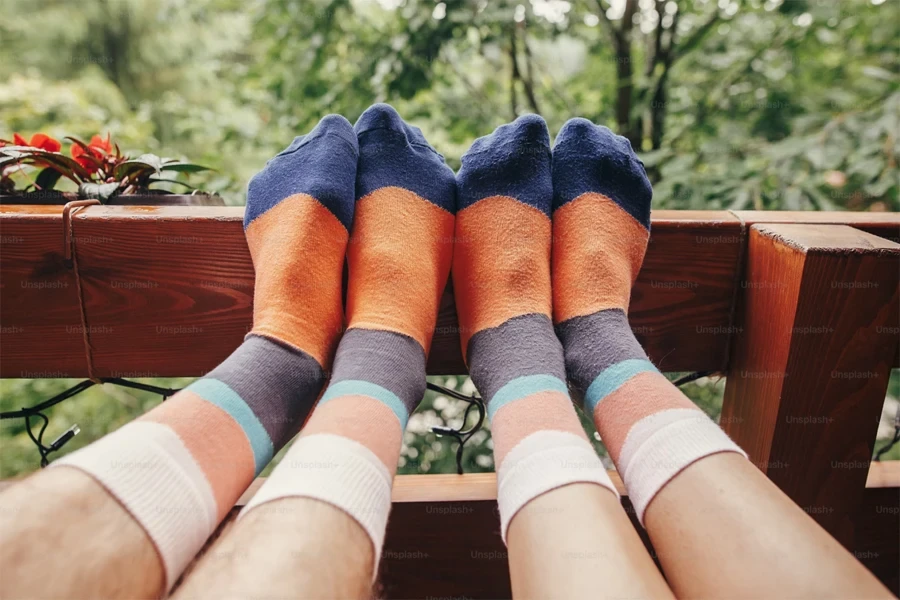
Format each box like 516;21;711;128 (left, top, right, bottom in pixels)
353;103;456;213
245;114;358;230
552;118;652;228
457;114;553;216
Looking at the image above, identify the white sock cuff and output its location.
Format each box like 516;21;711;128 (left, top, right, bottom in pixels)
52;421;219;592
240;433;393;571
496;430;618;543
618;408;747;524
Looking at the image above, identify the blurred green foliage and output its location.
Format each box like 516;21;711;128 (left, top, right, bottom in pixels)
1;0;898;476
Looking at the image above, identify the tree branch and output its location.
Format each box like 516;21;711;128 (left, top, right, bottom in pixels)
591;0;619;40
614;0;639;143
671;8;721;66
509;27;519;119
520;22;541;114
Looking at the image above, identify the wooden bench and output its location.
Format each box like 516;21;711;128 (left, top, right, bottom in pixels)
1;206;898;597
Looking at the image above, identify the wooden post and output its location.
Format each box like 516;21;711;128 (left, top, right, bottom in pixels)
722;224;900;545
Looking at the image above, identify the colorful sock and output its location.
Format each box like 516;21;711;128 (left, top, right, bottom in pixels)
551;118;746;524
53;115;359;590
453;115;618;543
242;104;456;572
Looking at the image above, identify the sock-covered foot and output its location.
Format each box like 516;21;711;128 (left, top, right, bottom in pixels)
551;118;745;524
454;115;618;542
243;104;457;572
54;115;359;591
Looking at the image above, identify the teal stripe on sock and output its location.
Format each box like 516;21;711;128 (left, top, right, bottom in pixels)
320;380;409;430
487;374;569;421
187;378;274;474
584;359;659;415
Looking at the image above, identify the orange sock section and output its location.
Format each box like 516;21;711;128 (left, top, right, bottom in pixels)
453;195;553;357
552;192;647;322
246;193;350;368
346;186;454;351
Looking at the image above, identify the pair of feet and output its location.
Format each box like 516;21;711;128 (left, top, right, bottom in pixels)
240;104;662;546
245;103;653;370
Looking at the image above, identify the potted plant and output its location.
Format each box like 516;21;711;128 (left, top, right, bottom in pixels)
0;133;223;206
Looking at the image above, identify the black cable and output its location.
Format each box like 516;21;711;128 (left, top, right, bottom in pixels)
24;413;51;467
2;370;721;472
424;371;714;474
1;378;182;467
673;371;716;386
427;381;486;475
0;379;97;420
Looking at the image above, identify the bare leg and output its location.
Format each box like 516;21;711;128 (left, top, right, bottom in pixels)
508;483;674;600
173;498;372;600
645;453;892;599
0;468;162;599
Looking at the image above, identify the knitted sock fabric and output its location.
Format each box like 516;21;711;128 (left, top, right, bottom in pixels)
243;104;457;571
453;115;617;542
54;115;359;590
551;118;746;524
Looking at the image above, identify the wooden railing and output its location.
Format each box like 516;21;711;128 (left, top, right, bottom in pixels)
1;206;898;597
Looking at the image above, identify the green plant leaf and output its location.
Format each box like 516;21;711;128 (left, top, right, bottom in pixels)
78;181;121;201
158;162;213;173
114;160;156;180
35;168;63;191
1;148;90;181
134;153;165;174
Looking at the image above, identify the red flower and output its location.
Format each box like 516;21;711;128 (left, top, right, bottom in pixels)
88;133;113;155
70;134;112;173
11;133;62;152
71;144;100;173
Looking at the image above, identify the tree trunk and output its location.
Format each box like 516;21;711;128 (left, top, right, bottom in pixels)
614;0;640;146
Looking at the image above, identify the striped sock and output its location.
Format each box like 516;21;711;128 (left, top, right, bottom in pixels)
453;115;618;542
551;118;746;524
54;115;359;590
242;104;457;572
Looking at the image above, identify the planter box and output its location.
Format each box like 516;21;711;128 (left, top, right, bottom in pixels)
0;192;224;206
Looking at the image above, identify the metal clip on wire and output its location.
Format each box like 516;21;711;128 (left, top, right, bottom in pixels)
427;381;485;475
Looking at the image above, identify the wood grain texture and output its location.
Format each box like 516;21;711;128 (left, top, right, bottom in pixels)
721;223;900;546
0;207;751;377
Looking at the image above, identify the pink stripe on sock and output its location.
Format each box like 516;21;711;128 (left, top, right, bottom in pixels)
300;394;403;471
490;390;589;467
592;370;698;464
141;390;257;521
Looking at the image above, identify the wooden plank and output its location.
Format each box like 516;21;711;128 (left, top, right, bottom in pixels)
0;212;83;378
735;210;900;243
848;486;900;596
0;207;744;377
721;223;900;546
